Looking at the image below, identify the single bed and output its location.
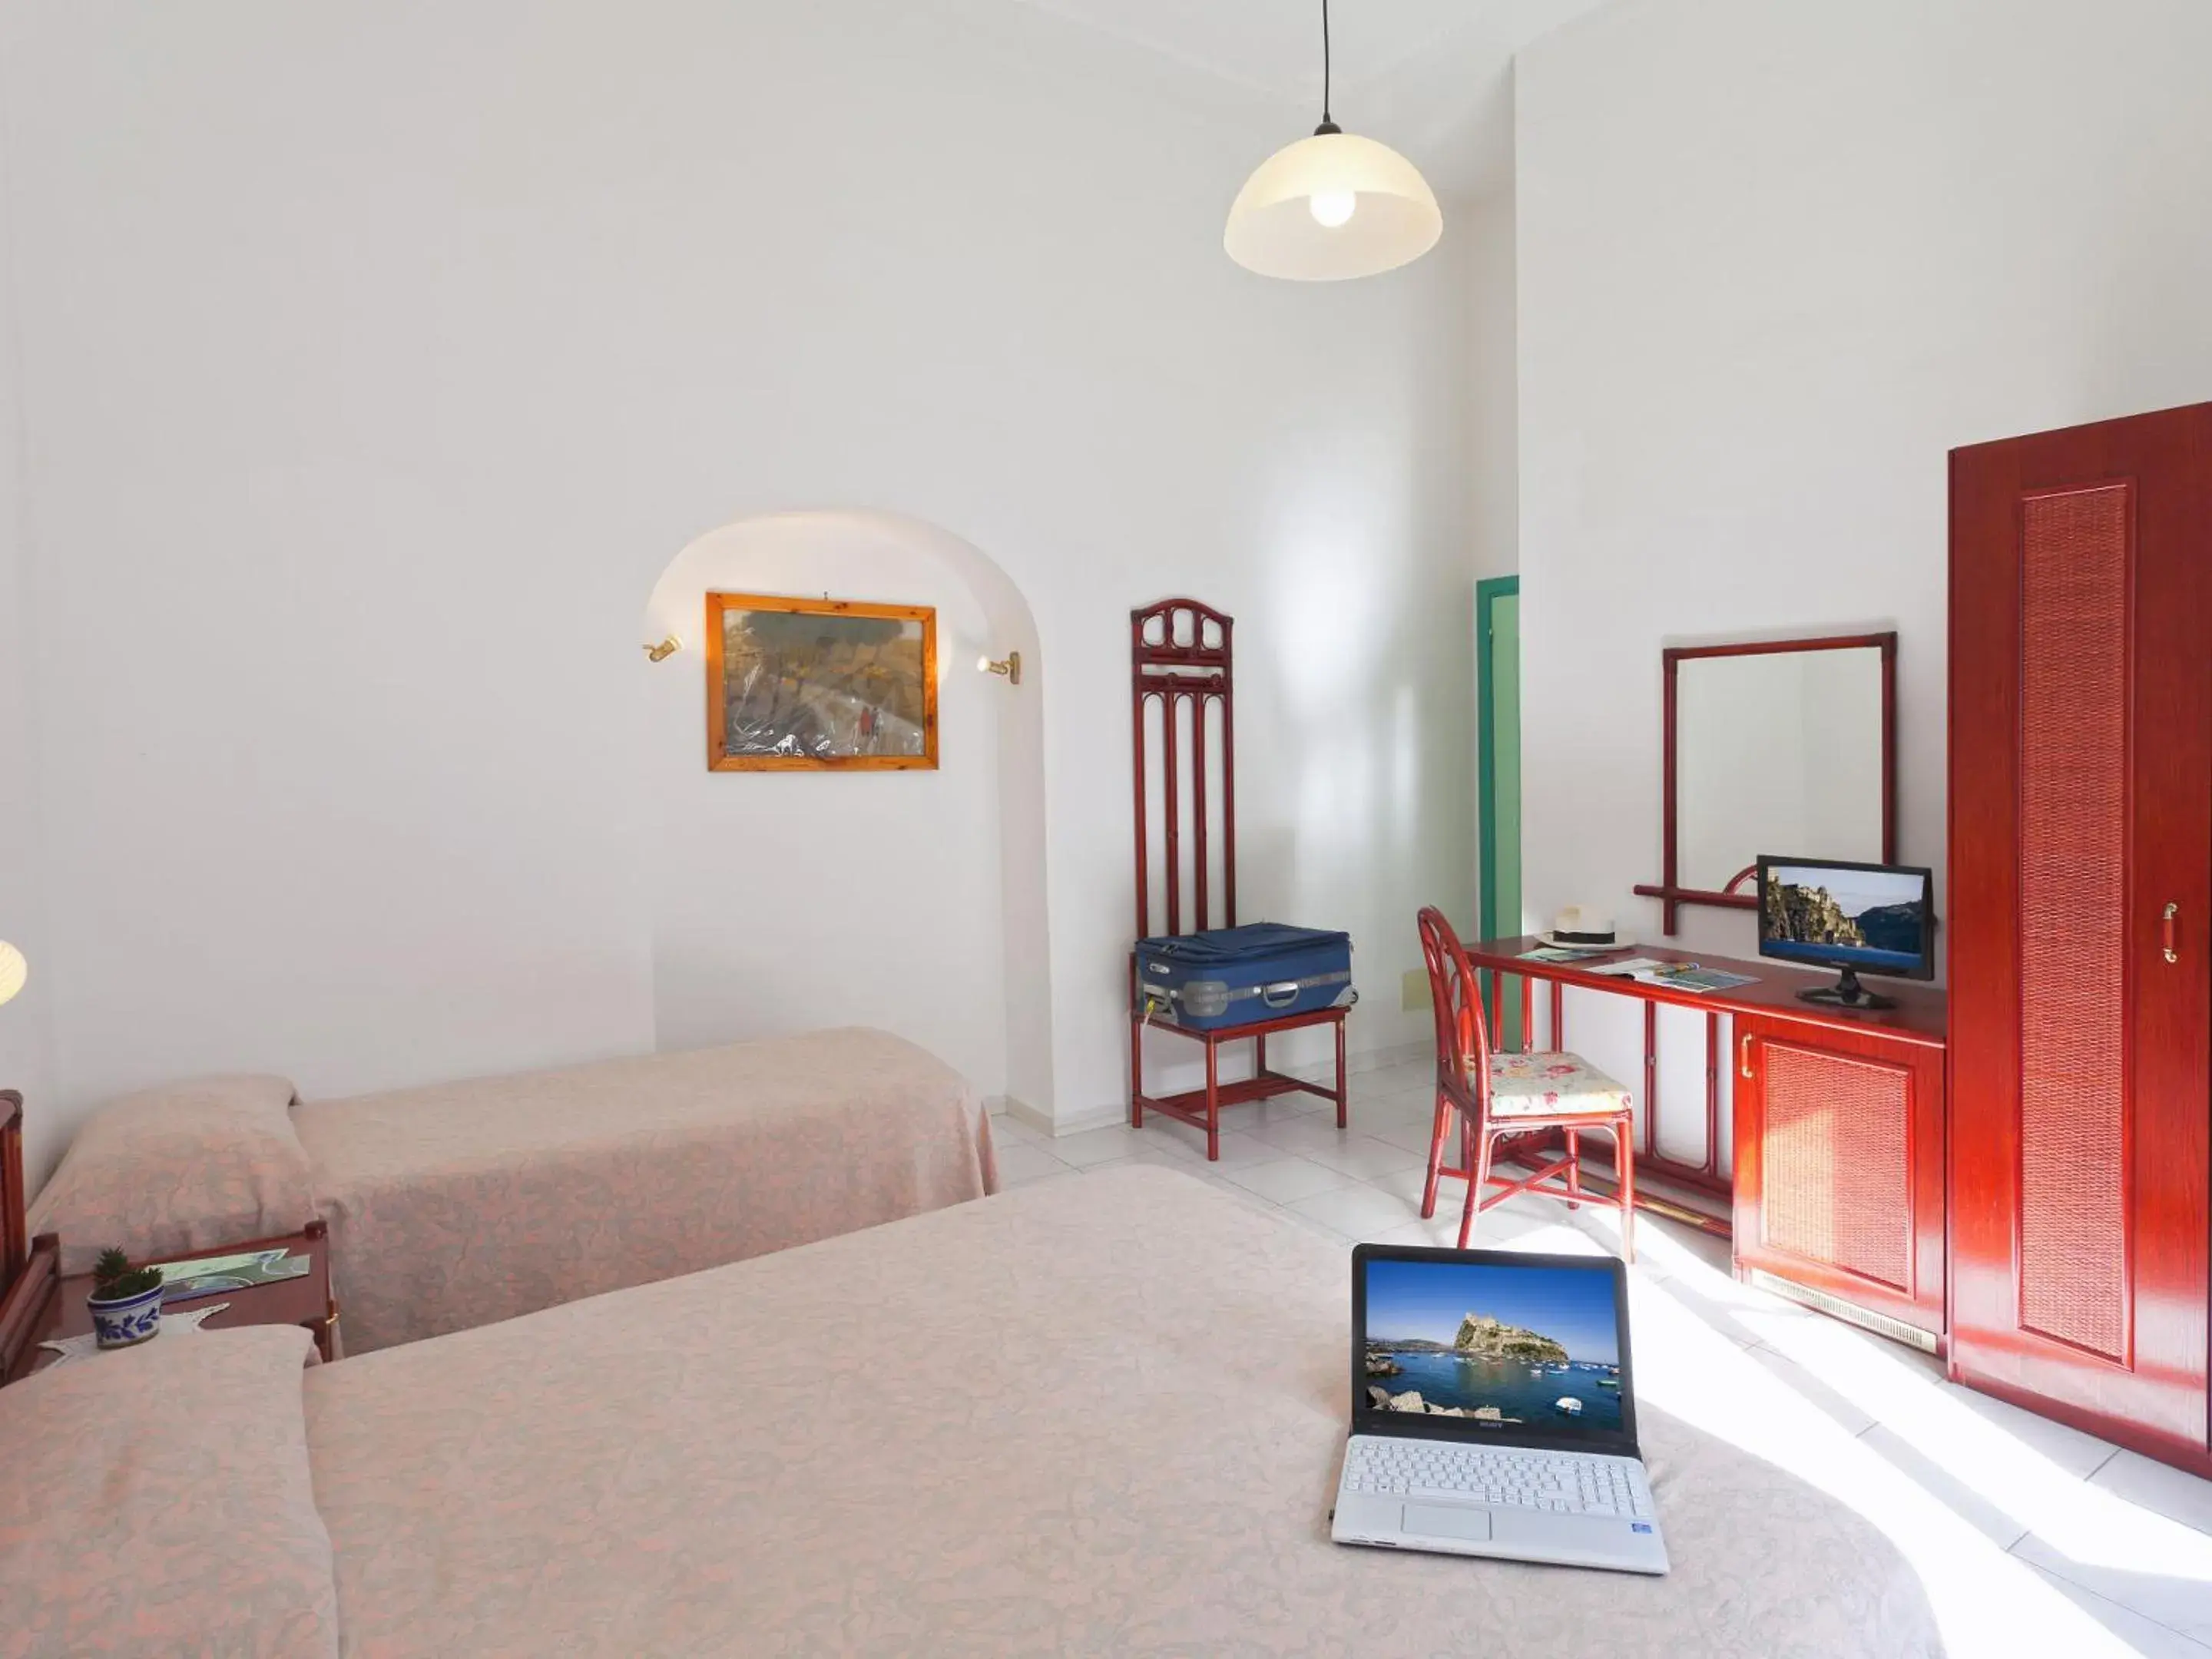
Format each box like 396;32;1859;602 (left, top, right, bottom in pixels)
0;1165;1942;1657
26;1027;995;1353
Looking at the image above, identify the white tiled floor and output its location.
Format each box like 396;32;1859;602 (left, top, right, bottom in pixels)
993;1060;2212;1658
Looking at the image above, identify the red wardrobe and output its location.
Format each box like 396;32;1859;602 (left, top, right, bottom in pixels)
1949;402;2212;1478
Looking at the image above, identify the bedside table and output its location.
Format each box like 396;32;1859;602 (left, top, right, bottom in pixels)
22;1220;336;1378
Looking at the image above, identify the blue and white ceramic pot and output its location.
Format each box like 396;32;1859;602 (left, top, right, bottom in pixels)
86;1281;164;1349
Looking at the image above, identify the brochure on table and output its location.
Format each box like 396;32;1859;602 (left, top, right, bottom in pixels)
148;1247;310;1304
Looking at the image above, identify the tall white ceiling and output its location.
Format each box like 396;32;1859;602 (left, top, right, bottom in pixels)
1017;0;1612;197
1018;0;1479;104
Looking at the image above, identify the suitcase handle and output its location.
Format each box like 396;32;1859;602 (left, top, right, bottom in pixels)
1261;981;1301;1008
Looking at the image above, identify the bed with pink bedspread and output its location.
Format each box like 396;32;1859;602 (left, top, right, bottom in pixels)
28;1027;995;1353
0;1167;1942;1657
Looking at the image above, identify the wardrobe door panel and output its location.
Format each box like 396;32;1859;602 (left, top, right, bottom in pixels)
1949;404;2212;1473
2129;412;2212;1463
2015;483;2131;1360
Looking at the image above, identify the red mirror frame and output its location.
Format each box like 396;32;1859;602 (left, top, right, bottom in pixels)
1633;631;1898;935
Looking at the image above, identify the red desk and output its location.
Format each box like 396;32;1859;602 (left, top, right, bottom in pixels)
1465;937;1949;1349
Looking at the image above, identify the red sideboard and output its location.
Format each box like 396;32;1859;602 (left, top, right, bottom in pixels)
1461;939;1948;1349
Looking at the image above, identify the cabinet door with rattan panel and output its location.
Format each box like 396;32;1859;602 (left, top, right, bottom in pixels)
1949;404;2212;1479
1732;1016;1945;1343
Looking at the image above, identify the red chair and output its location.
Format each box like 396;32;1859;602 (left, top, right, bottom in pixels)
1415;907;1636;1260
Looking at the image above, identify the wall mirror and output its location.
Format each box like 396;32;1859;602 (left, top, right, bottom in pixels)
1634;633;1896;933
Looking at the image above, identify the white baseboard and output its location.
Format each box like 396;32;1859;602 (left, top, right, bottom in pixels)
1027;1098;1125;1137
1274;1038;1429;1086
1032;1041;1431;1140
1000;1095;1090;1137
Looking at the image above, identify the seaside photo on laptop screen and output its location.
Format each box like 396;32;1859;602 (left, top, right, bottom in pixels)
1333;1245;1667;1575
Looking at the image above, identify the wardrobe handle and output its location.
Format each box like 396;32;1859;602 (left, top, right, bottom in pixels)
1739;1033;1755;1080
2164;902;2180;964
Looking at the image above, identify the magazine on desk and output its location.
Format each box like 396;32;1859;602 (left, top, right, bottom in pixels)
1517;945;1622;965
1587;959;1760;995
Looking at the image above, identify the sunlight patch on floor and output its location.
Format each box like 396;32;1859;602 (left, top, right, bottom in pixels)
1560;1220;2151;1657
1752;1312;2212;1591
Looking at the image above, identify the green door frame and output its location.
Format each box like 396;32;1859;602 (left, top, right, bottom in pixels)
1476;575;1521;945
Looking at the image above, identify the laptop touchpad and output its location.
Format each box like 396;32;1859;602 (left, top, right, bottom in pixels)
1402;1503;1493;1543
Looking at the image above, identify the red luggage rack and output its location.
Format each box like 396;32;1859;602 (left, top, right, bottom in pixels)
1127;598;1349;1159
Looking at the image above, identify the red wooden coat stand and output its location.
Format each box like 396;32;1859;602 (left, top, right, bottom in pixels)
1127;598;1349;1158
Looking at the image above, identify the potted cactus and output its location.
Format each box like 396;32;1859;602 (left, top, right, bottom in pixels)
85;1249;165;1349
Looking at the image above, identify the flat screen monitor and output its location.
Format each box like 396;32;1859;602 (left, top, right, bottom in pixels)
1757;856;1934;1010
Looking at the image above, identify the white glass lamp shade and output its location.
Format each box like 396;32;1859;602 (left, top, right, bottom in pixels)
0;941;24;1008
1224;129;1442;281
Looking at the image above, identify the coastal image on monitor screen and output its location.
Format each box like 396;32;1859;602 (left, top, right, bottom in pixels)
1763;864;1926;974
1362;1259;1624;1435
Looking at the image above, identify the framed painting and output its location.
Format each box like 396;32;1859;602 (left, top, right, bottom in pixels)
705;592;939;771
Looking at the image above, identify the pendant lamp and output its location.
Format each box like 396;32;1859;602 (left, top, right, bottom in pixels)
1224;0;1442;281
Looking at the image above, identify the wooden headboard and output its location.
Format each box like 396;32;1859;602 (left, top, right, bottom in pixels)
2;1089;25;1287
0;1091;59;1383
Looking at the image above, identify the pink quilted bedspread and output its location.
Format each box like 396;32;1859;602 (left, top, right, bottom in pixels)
299;1168;1940;1657
291;1028;994;1354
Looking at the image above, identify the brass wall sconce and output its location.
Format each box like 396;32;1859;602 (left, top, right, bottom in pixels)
643;635;682;664
977;651;1022;686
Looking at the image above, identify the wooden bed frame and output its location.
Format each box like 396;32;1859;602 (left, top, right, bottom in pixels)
0;1091;61;1384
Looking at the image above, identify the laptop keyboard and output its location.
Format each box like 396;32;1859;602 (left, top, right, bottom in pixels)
1343;1438;1653;1518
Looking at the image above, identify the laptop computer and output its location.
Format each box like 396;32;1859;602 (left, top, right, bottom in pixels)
1331;1243;1669;1575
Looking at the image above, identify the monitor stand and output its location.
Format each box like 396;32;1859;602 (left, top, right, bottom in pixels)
1797;968;1896;1012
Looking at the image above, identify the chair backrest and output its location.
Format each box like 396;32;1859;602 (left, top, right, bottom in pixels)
1416;908;1493;1118
1131;598;1236;941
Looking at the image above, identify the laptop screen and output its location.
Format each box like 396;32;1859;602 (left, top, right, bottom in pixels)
1353;1247;1636;1453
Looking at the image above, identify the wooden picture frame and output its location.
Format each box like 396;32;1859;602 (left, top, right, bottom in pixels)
705;592;939;772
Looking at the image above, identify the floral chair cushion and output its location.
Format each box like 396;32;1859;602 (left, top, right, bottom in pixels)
1485;1051;1632;1118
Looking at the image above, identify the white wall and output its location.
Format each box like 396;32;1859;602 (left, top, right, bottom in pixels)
0;0;1479;1165
640;514;1018;1102
1464;177;1521;594
0;95;56;1179
1516;0;2212;965
1457;128;1520;952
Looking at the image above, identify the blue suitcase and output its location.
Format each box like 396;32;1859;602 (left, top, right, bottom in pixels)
1134;922;1356;1031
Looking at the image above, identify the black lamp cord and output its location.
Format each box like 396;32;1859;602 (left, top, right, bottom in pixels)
1316;0;1341;135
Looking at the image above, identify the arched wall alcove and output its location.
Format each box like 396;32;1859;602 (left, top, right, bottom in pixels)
639;511;1052;1114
